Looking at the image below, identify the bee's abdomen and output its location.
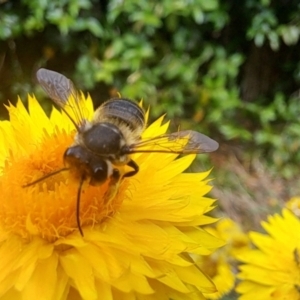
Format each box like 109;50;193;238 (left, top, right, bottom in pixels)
100;98;145;132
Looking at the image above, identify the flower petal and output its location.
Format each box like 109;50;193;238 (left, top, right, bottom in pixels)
59;249;97;300
22;253;58;300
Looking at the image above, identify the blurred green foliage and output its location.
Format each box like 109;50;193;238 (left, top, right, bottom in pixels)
1;0;300;178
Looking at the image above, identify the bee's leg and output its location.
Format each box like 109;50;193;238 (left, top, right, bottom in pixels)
111;168;121;183
103;160;138;206
123;159;139;178
103;168;121;206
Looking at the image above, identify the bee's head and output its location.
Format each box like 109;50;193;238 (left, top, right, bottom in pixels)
64;145;111;185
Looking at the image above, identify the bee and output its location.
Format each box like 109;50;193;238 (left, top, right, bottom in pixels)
24;68;219;236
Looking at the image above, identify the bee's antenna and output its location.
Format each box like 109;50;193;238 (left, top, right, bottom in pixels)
76;176;85;236
22;168;69;187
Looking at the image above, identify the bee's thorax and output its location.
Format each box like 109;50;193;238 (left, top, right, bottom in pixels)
76;122;129;164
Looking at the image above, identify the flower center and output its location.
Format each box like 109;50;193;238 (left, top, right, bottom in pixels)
0;130;127;242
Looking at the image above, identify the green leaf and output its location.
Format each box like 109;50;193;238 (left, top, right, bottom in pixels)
254;32;265;47
280;25;300;46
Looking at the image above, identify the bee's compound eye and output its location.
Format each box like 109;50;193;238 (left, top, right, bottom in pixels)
64;145;90;164
64;146;92;175
91;160;108;185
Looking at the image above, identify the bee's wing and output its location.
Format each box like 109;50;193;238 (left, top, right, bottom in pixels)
36;68;87;131
124;130;219;154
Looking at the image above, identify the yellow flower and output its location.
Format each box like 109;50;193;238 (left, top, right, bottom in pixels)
236;208;300;299
286;196;300;217
0;94;222;300
195;218;250;299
